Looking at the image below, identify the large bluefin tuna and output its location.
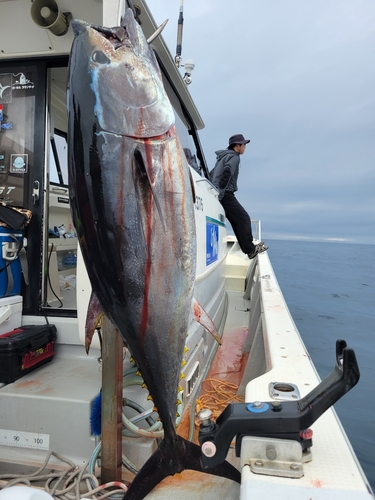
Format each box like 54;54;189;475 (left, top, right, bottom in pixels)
67;8;239;499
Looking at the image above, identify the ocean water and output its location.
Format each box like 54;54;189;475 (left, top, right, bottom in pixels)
267;239;375;492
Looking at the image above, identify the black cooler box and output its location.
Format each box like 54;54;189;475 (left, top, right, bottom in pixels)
0;324;57;384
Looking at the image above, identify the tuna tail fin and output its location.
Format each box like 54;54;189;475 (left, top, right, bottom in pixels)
123;436;240;499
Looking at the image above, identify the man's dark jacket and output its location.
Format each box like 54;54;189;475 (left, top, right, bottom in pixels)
209;149;240;200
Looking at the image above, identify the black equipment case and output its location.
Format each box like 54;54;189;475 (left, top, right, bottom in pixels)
0;324;57;384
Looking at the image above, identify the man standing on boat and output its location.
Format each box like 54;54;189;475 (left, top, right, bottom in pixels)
210;134;268;259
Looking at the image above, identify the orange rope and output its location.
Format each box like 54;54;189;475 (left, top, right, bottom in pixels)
195;377;244;422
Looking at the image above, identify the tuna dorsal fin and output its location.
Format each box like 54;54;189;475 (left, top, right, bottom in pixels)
85;291;104;353
147;19;169;44
192;298;222;345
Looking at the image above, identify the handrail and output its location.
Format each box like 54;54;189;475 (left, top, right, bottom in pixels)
195;177;219;192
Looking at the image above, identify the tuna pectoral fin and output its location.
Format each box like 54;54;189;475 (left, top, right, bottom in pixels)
134;148;166;232
85;291;104;353
192;298;222;345
123;436;240;500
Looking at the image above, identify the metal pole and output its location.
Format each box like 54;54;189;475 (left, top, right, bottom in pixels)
175;0;184;66
101;315;123;483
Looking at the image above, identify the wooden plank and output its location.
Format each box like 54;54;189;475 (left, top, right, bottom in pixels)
101;315;123;483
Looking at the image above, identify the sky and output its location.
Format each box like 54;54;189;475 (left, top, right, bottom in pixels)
151;0;375;244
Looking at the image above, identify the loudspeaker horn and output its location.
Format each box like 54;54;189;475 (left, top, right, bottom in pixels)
31;0;71;37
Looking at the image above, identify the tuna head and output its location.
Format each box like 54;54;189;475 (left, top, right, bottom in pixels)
68;8;174;138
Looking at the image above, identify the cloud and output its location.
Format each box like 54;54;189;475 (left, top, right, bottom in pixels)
154;0;375;243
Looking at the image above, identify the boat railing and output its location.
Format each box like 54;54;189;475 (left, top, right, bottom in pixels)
240;252;314;396
251;219;261;242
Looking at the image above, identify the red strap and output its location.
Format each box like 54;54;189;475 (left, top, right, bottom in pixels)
0;328;23;338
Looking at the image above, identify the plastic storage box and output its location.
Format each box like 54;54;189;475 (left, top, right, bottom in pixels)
0;295;22;335
0;227;22;297
0;324;57;384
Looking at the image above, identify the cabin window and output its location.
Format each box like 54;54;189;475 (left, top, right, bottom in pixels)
173;112;203;176
0;60;47;316
160;73;204;176
50;131;68;186
0;68;37;207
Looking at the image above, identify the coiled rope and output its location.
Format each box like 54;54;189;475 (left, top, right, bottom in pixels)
0;451;128;499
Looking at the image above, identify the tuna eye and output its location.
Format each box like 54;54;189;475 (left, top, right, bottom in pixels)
92;51;110;64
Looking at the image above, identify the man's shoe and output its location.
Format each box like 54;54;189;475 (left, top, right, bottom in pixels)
248;244;268;259
256;243;268;252
248;248;259;259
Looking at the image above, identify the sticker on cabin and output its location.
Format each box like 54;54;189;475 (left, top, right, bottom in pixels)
10;154;28;173
0;74;12;104
12;72;35;97
0;152;5;173
206;221;219;265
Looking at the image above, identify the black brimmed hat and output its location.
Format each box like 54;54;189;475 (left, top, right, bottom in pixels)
228;134;250;145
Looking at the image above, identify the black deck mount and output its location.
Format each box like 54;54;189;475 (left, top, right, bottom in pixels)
198;339;360;468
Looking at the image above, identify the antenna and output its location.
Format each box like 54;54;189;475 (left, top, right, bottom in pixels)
175;0;184;67
174;1;195;84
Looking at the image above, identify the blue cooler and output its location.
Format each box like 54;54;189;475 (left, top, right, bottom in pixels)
0;227;22;297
